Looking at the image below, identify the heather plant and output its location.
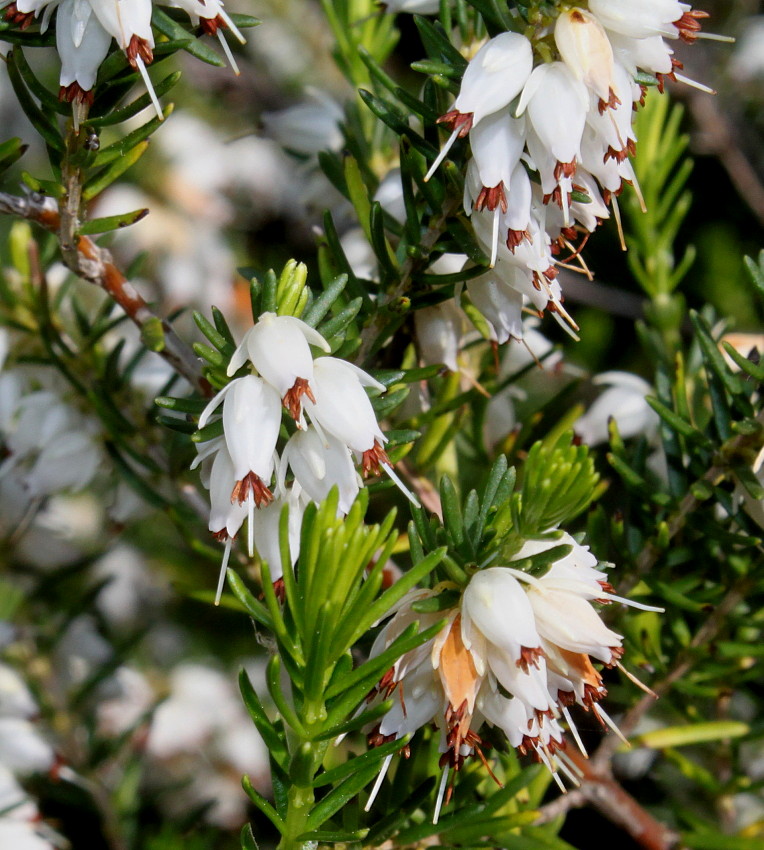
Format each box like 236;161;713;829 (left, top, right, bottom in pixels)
0;3;762;850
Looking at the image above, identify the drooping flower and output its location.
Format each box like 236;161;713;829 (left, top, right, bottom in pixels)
249;488;305;582
555;7;618;108
425;32;533;180
303;357;388;475
280;427;360;515
56;0;112;103
4;0;248;117
227;312;330;421
574;371;658;446
198;375;282;508
419;3;723;340
414;301;463;372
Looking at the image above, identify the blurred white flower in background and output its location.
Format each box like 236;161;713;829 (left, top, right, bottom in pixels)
574;371;659;446
729;17;764;81
147;662;269;828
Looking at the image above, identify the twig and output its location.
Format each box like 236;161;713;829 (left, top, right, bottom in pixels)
0;189;208;396
537;751;681;850
685;92;764;231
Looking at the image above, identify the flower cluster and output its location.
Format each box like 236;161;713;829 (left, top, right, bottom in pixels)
426;2;722;338
364;532;661;815
194;312;416;602
1;0;245;118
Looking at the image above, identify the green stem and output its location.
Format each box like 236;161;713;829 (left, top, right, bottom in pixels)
278;783;315;850
276;700;330;850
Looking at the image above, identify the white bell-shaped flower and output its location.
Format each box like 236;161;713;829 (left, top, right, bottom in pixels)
461;568;546;681
607;31;675;77
588;0;685;40
280;427;360;515
199;375;282;506
465;271;524;344
467;111;527;212
0;665;38;719
574;370;659;446
303;357;387;470
56;0;112;97
251;488;304;582
89;0;153;50
585;62;637;163
169;0;246;72
453;33;534;126
88;0;163;118
0;717;55;776
205;444;248;539
517;62;589;171
25;428;101;496
414;300;463;372
263;90;344;156
555;7;617;106
514;534;662;666
227;312;330;421
426;33;533;180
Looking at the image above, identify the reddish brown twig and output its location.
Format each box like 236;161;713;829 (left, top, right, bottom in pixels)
0;190;208;396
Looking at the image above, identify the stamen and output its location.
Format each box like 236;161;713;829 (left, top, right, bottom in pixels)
247;492;255;557
673;73;716;95
608;110;626;153
218;8;247;43
592;704;630;747
550;309;581;342
560;181;571;228
693;32;735;44
547;293;580;334
611;195;627;251
602;593;664;612
215;537;233;606
630;171;647;214
534;744;566;793
380;462;420;508
364;753;393;812
615;660;659;698
134;55;163;121
425;129;459;182
561;705;588;758
72;99;89;134
217;30;240;75
562;238;594;280
554;753;582;788
490;205;500;268
433;765;450;824
557;750;585;782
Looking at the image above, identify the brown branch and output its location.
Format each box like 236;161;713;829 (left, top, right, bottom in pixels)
686;91;764;231
0;190;209;396
535;575;752;846
538;751;681;850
